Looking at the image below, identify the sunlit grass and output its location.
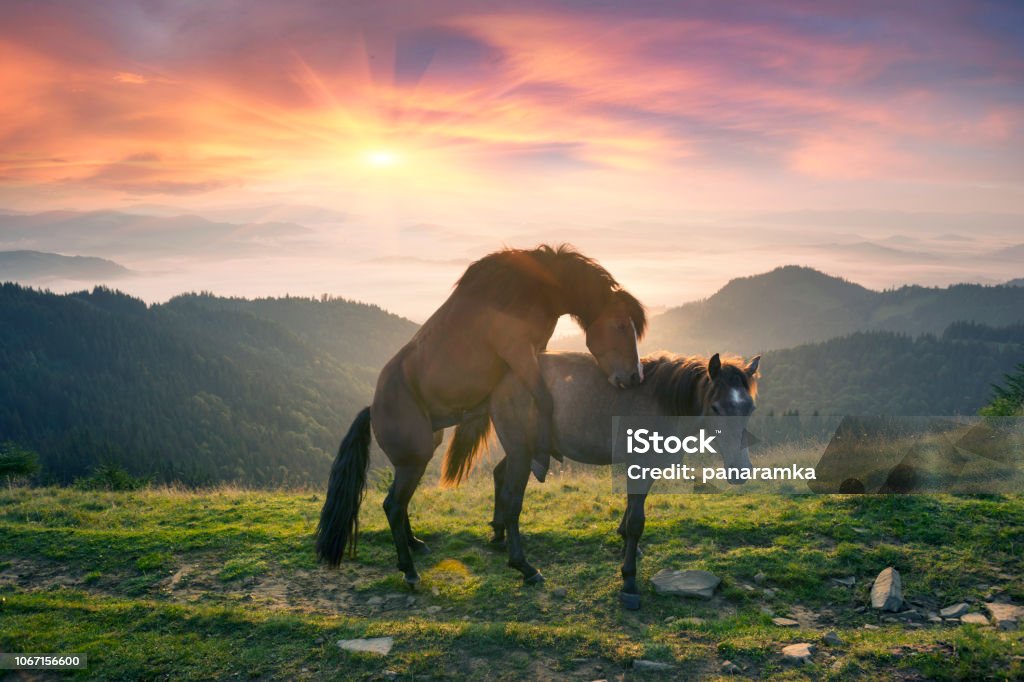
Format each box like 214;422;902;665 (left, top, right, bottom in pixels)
0;476;1021;679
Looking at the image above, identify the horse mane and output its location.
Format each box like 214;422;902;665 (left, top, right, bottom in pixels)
455;244;647;337
642;352;758;414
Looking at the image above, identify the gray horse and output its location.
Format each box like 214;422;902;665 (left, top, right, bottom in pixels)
443;351;760;609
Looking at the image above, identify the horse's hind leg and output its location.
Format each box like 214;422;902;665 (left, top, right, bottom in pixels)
489;457;508;546
373;368;436;587
403;429;442;556
499;448;543;584
618;493;648;609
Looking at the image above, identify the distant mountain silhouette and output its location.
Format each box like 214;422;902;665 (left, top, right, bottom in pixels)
0;210;312;258
989;244;1024;261
0;250;131;281
644;266;1024;354
1006;278;1024;287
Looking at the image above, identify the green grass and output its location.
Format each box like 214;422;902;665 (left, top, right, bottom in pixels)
0;473;1022;680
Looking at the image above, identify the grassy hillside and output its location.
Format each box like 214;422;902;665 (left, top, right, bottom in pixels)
0;284;416;485
644;266;1024;355
1;479;1021;680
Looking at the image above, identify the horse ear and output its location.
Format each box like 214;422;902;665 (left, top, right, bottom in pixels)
708;353;721;380
745;355;761;377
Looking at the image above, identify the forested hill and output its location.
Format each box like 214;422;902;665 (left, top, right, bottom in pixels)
0;284;416;485
758;322;1024;416
643;266;1024;355
1;281;1021;486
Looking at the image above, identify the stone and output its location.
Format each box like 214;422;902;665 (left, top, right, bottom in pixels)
338;637;393;655
831;576;856;588
552;587;568;599
781;643;815;664
823;631;843;646
928;616;943;624
721;660;742;674
313;636;325;645
984;602;1022;630
633;659;675;671
426;605;442;614
753;572;767;585
940;602;969;619
772;617;800;627
650;569;721;599
960;613;990;626
763;588;776;598
870;567;903;612
405;596;416;607
366;596;385;606
863;624;880;630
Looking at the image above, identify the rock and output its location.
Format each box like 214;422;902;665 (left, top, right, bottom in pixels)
721;660;742;674
831;576;856;588
313;636;325;645
823;631;843;646
928;616;943;624
781;643;815;664
753;572;767;585
960;613;990;626
862;624;880;630
940;602;969;619
870;567;903;612
383;671;398;680
405;596;416;607
426;605;442;614
763;588;776;598
552;587;568;599
772;617;800;627
366;596;385;606
650;569;721;599
337;637;393;655
984;602;1022;630
633;659;675;671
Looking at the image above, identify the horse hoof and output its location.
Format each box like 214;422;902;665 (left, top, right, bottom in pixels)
405;574;421;589
620;591;641;610
523;571;545;585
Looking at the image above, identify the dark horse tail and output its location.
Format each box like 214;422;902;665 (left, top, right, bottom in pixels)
316;406;373;566
441;413;492;487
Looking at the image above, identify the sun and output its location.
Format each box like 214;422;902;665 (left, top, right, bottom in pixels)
365;150;399;168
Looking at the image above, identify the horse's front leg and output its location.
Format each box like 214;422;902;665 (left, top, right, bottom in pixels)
618;493;647;609
500;449;543;584
495;345;554;482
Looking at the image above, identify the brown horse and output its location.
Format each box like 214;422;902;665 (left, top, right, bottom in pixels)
445;350;759;607
316;245;646;586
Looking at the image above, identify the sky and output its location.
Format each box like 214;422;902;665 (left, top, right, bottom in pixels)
1;0;1022;321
